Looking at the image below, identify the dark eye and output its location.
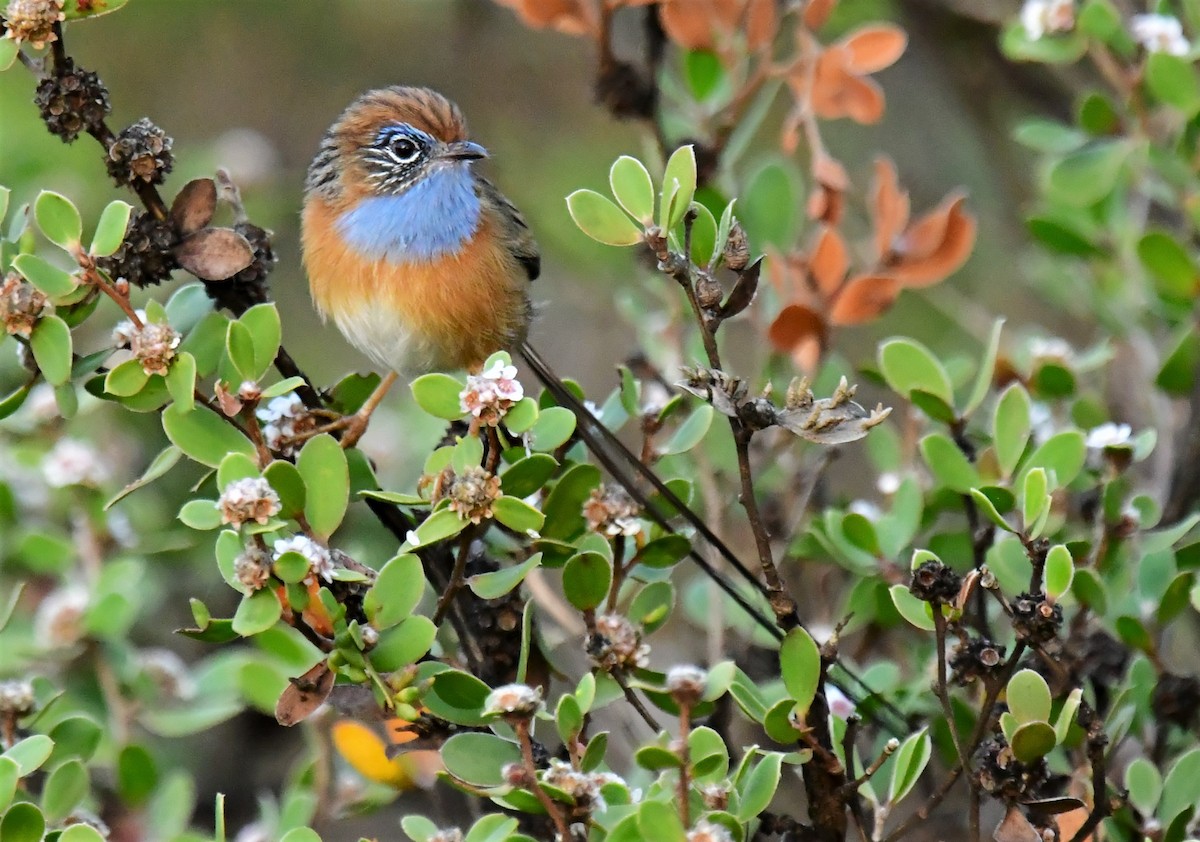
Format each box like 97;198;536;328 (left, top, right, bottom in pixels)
388;136;420;163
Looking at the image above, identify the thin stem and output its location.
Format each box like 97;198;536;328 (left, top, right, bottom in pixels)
733;427;799;628
677;704;692;828
880;764;963;842
433;526;476;626
612;669;659;732
932;612;972;777
514;718;573;842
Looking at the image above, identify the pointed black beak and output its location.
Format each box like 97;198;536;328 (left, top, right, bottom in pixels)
441;140;488;161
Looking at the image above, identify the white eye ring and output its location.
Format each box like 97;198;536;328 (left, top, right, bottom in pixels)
388;136;421;164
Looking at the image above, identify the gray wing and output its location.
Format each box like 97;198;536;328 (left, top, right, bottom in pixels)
477;177;541;282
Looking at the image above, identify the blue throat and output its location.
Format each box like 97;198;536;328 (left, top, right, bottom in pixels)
336;164;481;263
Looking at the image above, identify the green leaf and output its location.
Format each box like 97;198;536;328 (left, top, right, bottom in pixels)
1046;141;1128;207
410;373;467;420
609;155;655;224
402;508;468;550
1010;721;1057;763
260;377;306;400
239;303;282;380
1006;669;1052;724
1157;325;1200;395
2;734;53;776
104;358;151;397
42;759;89;822
878;338;954;409
689;201;718;267
30;314;73;385
541;463;601;540
779;628;820;716
232;588;282;636
529;405;577;451
468;553;541;599
1161;747;1200;825
1000;22;1088;64
179;499;221;530
0;40;18;72
1125;757;1163;817
1012;119;1086;153
0;757;17;811
1144;512;1200;553
0;380;33;421
279;830;321;842
402;816;440;842
297;434;349;541
264;460;306;518
562;551;612;611
566;189;642;246
1137;231;1198;298
1018;430;1086;487
685;48;725;99
1054;687;1082;745
500;453;557;498
225;319;257;382
35;190;83;250
12;253;77;297
887;728;931;804
440;732;522;787
90;200;133;257
632;534;690;569
492;495;545;533
463;815;519;842
662;403;713;455
919;433;979;493
1022;467;1050;533
364;554;425;628
370;615;436;672
740;158;801;251
969;488;1016;533
0;801;44;842
1146;52;1200;113
736;752;783;823
964;318;1004;416
163;402;256;467
165;351;196;407
993;383;1031;477
661;144;697;230
1043;544;1074;599
889;584;935;631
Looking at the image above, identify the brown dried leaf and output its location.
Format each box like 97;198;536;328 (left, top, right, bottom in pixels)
275;660;335;726
993;807;1042;842
775;376;891;444
493;0;597;35
170;178;216;236
809;226;848;297
659;0;736;50
829;274;900;325
1051;807;1091;842
214;381;243;417
745;0;778;50
768;303;827;373
807;183;844;225
892;195;976;287
175;227;254;281
813;151;849;190
840;24;907;74
811;48;886;124
803;0;837;30
718;257;762;319
871;157;910;260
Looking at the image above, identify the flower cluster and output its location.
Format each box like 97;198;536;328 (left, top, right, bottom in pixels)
41;437;109;488
1131;13;1189;56
482;683;543;719
443;465;502;524
687;820;734;842
583;484;642;537
459;359;524;426
2;0;64;49
257;393;318;455
0;679;35;716
665;664;708;706
33;585;89;647
1019;0;1074;41
0;272;50;337
273;535;334;583
234;545;272;591
218;477;281;527
588;613;650;671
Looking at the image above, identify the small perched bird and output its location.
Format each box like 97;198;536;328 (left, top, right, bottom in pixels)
302;85;539;434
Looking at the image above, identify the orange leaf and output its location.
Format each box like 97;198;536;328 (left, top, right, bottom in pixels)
840;24;907;74
813;151;849;190
809;226;848;298
829;274;900;325
871;157;910;260
659;0;739;50
840;73;886;124
892;195;976;287
494;0;597;34
766;247;801;298
803;0;837;30
746;0;778;50
768;303;827;355
899;193;957;260
807;183;844;225
811;49;886;124
1053;808;1091;842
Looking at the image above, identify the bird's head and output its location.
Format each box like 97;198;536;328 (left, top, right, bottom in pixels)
307;86;488;204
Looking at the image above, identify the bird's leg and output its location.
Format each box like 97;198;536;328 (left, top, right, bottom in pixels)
337;370;399;448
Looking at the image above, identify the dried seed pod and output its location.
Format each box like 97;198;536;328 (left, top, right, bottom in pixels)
96;210;179;288
1011;591;1063;645
106;117;174;186
33;57;110;143
910;560;963;605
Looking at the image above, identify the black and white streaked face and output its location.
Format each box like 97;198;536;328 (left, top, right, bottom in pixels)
361;123;436;195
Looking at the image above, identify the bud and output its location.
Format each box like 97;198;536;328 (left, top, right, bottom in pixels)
722;221;750;271
665;664;708;706
482;683;543;719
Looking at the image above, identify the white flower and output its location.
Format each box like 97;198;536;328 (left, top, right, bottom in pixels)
257;393;308;455
1086;422;1132;449
687;820;734;842
483;683;543;718
1021;0;1075;41
826;684;856;719
41;437;109;487
34;585;89;647
876;472;901;495
848;499;882;521
273;535;334;583
111;310;148;347
666;664;708;704
1132;14;1190;56
459;360;525;425
1028;336;1073;362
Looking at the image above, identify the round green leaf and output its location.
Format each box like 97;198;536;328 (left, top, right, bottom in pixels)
468;553;542;599
402;508;468;550
500;453;557;498
1017;430;1086;487
889;584;935;631
1043;544;1074;600
12;253;77;298
562;551;612;611
492;495;545;533
1146;52;1200;113
441;732;522;788
401;815;439;842
993;383;1031;477
0;801;45;842
364;553;425;628
1046;141;1129;207
1161;747;1200;825
264;460;306;518
279;830;321;842
165;351;196;407
529;405;577;452
2;734;53;776
609;155;655;224
736;752;783;823
0;757;17;811
779;628;820;716
90;200;133;257
297;434;349;541
410;372;468;420
878;338;954;408
919;433;979;493
225;319;257;382
689;201;718;267
0;39;18;72
632;534;690;569
740;158;801;251
661;145;698;230
369;615;437;672
30;314;73;386
162;402;256;467
1006;669;1052;724
566;189;643;247
662;404;713;455
117;744;158;807
1138;231;1198;298
35;190;83;250
1000;22;1087;63
238;303;282;381
178;499;221;530
46;716;102;765
1125;757;1162;817
231;587;282;636
639;799;687;842
104;358;152;397
1010;721;1057;763
42;759;89;822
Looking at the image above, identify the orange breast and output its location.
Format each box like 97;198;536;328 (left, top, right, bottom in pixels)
302;198;530;373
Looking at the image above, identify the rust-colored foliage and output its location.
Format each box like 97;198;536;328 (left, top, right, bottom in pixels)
658;0;777;51
492;0;601;36
768;157;976;372
792;24;907;125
